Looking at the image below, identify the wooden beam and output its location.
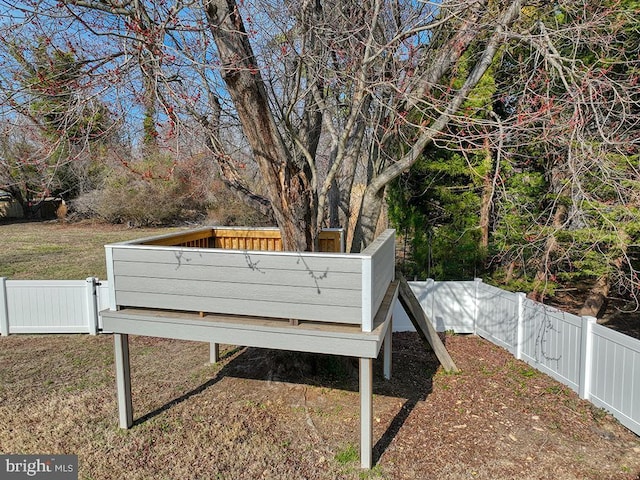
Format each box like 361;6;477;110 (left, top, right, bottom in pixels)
142;229;213;247
318;229;344;253
397;274;459;373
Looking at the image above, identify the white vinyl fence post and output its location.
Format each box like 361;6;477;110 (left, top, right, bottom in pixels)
579;316;597;400
0;277;9;336
473;278;483;334
86;277;99;335
516;293;526;360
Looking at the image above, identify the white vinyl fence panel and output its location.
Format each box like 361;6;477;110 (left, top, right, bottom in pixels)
399;278;640;436
475;282;520;352
519;299;585;392
0;278;104;335
402;279;476;333
589;324;640;435
428;280;477;333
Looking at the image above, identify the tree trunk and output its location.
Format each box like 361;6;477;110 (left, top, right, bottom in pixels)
530;204;566;302
579;255;624;318
479;138;494;250
204;0;314;251
579;274;610;318
350;184;385;252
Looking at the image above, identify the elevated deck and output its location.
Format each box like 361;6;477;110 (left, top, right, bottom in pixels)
102;227;396;469
105;227;394;332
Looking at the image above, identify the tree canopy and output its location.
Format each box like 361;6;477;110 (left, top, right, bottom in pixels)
1;0;638;263
388;0;640;312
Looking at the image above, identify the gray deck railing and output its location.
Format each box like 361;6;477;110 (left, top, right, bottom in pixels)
104;228;395;332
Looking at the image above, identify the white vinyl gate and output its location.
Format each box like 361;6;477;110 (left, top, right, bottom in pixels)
0;277;104;335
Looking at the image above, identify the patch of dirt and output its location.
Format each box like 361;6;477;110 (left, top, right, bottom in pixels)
385;334;640;480
1;333;638;479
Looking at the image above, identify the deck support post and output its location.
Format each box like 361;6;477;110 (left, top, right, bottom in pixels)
210;342;220;363
360;357;373;469
114;333;133;429
383;317;392;380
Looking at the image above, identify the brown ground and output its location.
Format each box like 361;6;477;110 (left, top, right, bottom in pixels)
0;332;638;479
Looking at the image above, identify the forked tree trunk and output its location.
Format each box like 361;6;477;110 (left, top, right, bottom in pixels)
204;0;315;251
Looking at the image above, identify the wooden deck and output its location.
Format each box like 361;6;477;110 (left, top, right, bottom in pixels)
102;226;396;468
105;228;394;332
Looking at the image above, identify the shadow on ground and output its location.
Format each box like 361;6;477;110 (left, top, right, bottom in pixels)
130;332;438;464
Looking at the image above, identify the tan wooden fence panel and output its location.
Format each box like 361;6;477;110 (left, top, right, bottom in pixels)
139;227;343;253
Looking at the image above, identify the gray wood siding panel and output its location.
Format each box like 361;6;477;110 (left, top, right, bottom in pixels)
112;261;362;290
369;230;395;322
111;245;364;323
115;276;361;307
108;229;397;327
115;291;362;323
111;247;362;273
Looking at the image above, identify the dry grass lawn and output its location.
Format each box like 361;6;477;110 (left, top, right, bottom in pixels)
1;333;639;479
0;220;177;279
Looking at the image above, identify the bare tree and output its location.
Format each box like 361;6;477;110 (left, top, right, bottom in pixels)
2;0;637;257
0;34;117;213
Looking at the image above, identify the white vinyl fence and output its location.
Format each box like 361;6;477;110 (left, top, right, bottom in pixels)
2;276;639;437
0;277;107;335
393;279;640;436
